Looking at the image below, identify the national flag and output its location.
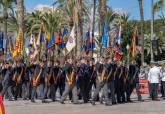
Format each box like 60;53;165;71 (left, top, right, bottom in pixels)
12;30;23;58
4;35;8;53
66;26;76;53
132;29;138;56
0;32;3;51
46;33;55;50
55;30;62;44
113;46;123;61
117;25;122;45
90;31;95;49
59;28;68;49
0;96;5;114
84;31;90;52
36;29;44;46
102;23;109;48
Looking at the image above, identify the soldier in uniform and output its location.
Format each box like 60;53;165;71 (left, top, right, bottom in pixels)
91;57;112;106
30;59;46;103
115;61;124;103
76;58;89;103
126;60;142;102
49;60;62;101
2;61;15;101
86;58;96;101
60;58;79;104
22;63;31;100
105;58;116;105
13;61;25;100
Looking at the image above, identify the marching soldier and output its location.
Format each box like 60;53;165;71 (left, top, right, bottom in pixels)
91;57;112;106
86;58;96;101
13;61;25;100
115;61;124;103
22;63;31;100
50;60;62;101
105;58;116;105
30;59;46;103
60;58;79;104
77;58;89;103
2;61;15;101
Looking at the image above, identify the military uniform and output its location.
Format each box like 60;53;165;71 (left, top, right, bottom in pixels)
91;62;111;106
2;64;15;100
60;63;78;104
105;62;116;104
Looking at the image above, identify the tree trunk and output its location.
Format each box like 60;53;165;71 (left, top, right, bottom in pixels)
151;0;154;62
3;6;8;53
76;0;83;58
138;0;144;65
99;0;106;56
91;0;96;57
17;0;24;33
16;0;24;57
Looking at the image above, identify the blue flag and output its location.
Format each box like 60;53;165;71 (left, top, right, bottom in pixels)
0;32;3;50
102;23;109;48
84;31;90;51
46;33;55;49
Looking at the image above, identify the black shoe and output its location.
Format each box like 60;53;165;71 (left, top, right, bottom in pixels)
112;102;117;105
60;101;65;104
73;101;79;104
105;102;112;106
31;99;36;103
91;101;95;105
42;100;49;103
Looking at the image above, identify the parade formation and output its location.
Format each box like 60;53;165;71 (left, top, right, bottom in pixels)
0;1;165;114
0;56;144;106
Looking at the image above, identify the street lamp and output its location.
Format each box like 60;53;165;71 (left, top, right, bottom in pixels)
126;44;130;64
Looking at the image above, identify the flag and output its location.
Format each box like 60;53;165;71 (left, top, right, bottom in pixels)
102;23;109;48
55;30;62;44
46;33;55;50
12;30;23;58
0;32;3;51
114;46;123;61
84;31;90;52
90;32;95;49
29;34;34;45
132;29;138;56
0;96;5;114
36;29;44;46
117;25;122;45
58;28;68;49
66;26;76;53
4;35;8;53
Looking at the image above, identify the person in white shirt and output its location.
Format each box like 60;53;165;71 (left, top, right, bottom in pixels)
148;62;161;101
160;65;165;99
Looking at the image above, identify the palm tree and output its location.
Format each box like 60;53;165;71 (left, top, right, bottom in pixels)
16;0;24;34
98;0;106;55
0;0;15;44
76;0;83;57
138;0;144;65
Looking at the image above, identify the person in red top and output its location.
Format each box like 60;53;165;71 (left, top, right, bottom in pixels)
0;84;5;114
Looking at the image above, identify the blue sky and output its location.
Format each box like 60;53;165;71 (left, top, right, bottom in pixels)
24;0;165;20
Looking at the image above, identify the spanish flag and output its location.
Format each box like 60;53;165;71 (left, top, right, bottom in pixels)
0;96;5;114
12;30;23;58
132;29;138;56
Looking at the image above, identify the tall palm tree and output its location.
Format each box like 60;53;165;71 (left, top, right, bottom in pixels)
76;0;83;57
0;0;15;44
16;0;24;33
98;0;106;55
138;0;144;65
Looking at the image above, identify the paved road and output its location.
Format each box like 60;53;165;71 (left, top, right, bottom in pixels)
4;95;165;114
